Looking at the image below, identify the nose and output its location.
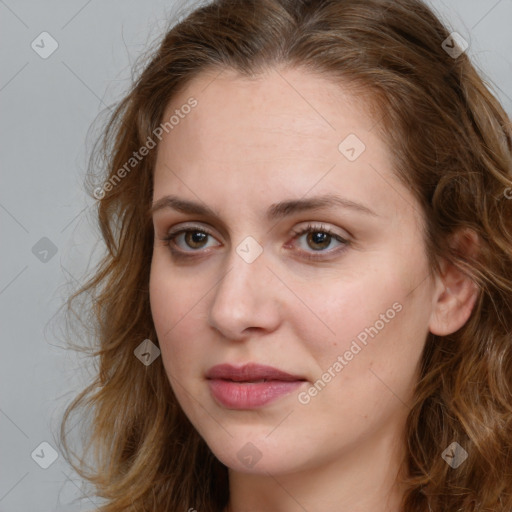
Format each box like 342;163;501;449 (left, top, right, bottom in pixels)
208;241;282;340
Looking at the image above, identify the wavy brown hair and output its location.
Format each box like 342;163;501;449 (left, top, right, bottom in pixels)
58;0;512;510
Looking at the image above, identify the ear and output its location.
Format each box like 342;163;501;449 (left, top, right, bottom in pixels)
429;228;480;336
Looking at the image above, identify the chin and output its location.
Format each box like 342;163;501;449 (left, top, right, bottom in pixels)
206;437;309;476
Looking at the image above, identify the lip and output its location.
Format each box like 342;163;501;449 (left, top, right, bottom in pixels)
206;363;307;409
206;363;305;382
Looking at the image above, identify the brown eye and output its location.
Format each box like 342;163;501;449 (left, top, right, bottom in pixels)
161;226;221;254
305;231;332;251
183;230;209;249
289;223;350;260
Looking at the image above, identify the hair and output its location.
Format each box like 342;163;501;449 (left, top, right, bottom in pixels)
58;0;512;510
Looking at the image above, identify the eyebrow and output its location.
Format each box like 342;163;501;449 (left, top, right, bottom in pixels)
149;194;378;220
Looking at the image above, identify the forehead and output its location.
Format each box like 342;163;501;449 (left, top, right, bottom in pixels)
152;66;412;225
160;66;375;161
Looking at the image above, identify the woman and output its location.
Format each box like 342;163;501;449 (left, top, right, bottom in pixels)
60;0;512;511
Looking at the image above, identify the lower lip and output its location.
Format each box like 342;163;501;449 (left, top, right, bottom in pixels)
208;379;305;409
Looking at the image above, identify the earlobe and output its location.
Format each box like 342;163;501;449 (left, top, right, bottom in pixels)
428;229;480;336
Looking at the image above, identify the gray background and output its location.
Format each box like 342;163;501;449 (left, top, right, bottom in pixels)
1;1;511;510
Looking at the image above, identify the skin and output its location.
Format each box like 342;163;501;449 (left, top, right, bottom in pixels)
149;66;478;512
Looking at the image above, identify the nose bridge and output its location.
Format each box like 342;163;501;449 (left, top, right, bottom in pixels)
208;236;280;337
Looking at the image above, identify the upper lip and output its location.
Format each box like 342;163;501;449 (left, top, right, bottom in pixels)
206;363;306;382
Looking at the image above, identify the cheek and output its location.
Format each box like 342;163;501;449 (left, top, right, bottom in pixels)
299;267;406;350
149;250;207;329
149;256;202;373
295;260;430;389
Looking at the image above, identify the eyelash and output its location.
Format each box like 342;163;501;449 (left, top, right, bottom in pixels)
159;223;350;261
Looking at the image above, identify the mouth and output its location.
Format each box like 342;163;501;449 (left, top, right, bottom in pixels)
205;363;307;409
219;378;277;383
205;362;307;382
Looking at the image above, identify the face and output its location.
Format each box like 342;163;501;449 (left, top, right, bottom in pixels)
149;66;437;477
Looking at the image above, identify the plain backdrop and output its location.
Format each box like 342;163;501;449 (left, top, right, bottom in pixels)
1;0;511;510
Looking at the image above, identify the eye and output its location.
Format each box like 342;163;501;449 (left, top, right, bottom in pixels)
158;222;350;261
288;223;349;260
160;225;220;254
